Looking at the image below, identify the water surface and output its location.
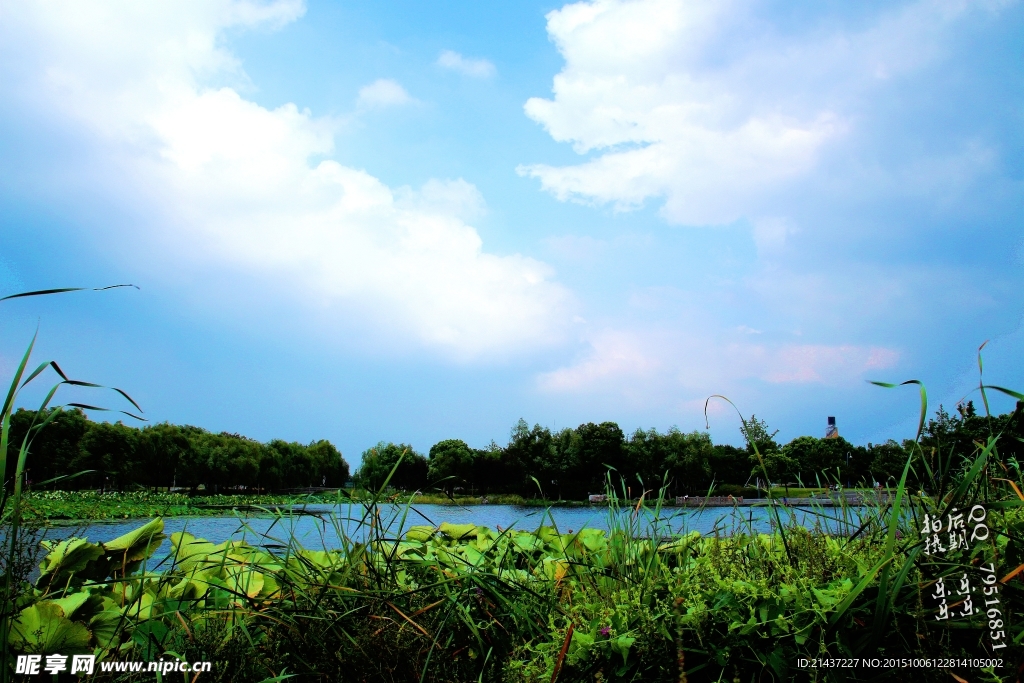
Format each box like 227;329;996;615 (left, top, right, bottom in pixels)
29;502;874;568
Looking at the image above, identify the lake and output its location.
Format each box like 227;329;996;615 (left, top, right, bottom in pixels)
27;502;875;569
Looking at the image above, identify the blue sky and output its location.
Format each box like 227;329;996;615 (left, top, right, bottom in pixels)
1;0;1022;469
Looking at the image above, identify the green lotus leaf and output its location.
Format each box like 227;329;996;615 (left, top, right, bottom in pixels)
122;590;159;621
511;532;542;552
296;549;339;571
404;525;436;542
259;572;281;599
49;591;92;620
89;607;127;649
170;532;219;573
36;537;104;587
457;544;486;567
8;601;92;655
575;528;607;553
225;565;265;599
103;518;166;568
439;522;477;540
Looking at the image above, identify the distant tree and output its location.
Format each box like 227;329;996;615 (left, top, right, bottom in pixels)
355;442;428;492
221;434;263;489
428;439;474;494
813;436;855;484
550;427;581;499
740;415;780;455
78;421;140;491
750;450;799;489
626;428;663;489
7;407;88;488
780;437;816;481
780;435;853;485
505;419;556;498
307;439;348;487
574;422;626;497
867;440;909;484
708;444;749;488
470;442;511;495
174;426;209;492
661;429;714;495
138;423;190;490
266;440;311;489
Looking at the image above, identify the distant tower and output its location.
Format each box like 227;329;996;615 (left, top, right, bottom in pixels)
825;416;839;439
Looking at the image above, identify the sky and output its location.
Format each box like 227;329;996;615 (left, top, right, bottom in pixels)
0;0;1022;469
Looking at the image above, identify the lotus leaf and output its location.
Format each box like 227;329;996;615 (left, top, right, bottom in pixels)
404;525;436;541
225;565;265;599
8;601;92;655
103;517;166;564
36;537;104;587
89;604;128;648
169;532;220;573
49;591;92;620
439;522;476;540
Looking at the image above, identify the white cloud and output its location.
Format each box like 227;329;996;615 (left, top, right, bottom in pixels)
519;0;999;226
356;78;416;108
538;327;899;400
1;0;571;356
395;178;487;221
436;50;496;78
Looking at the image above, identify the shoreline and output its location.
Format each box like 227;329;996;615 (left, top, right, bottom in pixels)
15;489;897;523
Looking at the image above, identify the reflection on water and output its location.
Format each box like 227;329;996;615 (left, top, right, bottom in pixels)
27;502;876;569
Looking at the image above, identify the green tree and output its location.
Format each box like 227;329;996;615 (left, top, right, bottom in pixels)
740;415;779;454
307;439;348;487
428;439;474;494
573;422;626;497
137;423;190;490
779;435;855;485
7;407;88;488
867;440;909;484
355;442;428;492
708;444;749;488
175;425;211;492
265;440;313;489
470;442;510;495
659;429;714;495
77;421;140;491
505;419;556;498
750;450;799;489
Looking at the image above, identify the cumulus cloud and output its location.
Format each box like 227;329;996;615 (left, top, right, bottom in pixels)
356;78;416;108
0;0;570;356
518;0;1000;226
436;49;496;78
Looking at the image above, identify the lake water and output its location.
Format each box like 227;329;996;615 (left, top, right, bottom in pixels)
26;502;874;569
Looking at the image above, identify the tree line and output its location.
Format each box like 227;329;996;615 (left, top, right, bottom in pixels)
354;401;1024;498
8;400;1020;499
5;408;348;493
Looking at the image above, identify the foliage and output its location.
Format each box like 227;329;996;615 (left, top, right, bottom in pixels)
416;405;1024;499
18;490;352;521
7;410;348;493
353;441;428;491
